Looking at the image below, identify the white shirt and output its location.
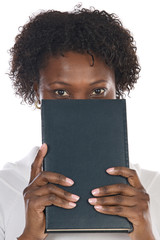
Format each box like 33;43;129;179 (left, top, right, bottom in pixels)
0;147;160;240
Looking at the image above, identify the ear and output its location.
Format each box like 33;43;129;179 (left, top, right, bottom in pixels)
33;82;40;100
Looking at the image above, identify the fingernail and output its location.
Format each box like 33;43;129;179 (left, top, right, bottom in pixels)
88;198;97;204
92;188;99;195
40;143;45;151
71;194;80;201
66;178;74;185
69;202;76;207
94;205;102;210
106;168;115;174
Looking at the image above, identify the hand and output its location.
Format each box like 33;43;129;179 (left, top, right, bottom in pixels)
88;167;155;240
18;143;80;240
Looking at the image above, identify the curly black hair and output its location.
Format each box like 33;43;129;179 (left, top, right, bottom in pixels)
9;5;141;105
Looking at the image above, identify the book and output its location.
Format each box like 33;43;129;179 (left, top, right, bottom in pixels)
41;99;133;233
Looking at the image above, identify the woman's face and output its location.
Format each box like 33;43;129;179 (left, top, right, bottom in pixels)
35;51;116;101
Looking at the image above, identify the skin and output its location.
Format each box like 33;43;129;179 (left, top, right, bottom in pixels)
18;52;155;240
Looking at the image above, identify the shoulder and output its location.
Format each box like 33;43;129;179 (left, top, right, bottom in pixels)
0;146;39;229
0;146;39;192
131;163;160;237
130;163;160;195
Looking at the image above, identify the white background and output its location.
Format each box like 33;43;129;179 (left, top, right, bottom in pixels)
0;0;160;171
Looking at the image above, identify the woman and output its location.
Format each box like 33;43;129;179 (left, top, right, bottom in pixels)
0;5;159;240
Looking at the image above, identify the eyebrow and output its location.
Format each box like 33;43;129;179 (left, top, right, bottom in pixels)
89;79;108;85
49;81;71;86
48;79;108;86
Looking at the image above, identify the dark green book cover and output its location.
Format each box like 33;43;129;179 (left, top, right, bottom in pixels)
41;99;133;233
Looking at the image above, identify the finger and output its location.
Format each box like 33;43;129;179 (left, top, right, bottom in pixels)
28;194;77;212
88;195;137;207
94;205;137;219
106;167;144;189
91;183;136;197
30;171;74;187
26;184;80;202
29;143;48;183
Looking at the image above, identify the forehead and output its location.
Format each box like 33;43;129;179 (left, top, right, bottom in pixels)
40;51;115;84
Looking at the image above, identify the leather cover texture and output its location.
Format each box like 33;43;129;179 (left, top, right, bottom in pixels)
41;99;133;233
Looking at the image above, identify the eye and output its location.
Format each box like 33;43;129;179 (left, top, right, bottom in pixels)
91;88;106;96
54;89;69;97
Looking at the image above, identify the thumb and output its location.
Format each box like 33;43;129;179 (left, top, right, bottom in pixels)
29;143;48;183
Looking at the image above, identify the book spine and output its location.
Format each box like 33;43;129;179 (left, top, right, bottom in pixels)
41;100;49;231
123;100;129;169
41;100;46;171
123;100;133;232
